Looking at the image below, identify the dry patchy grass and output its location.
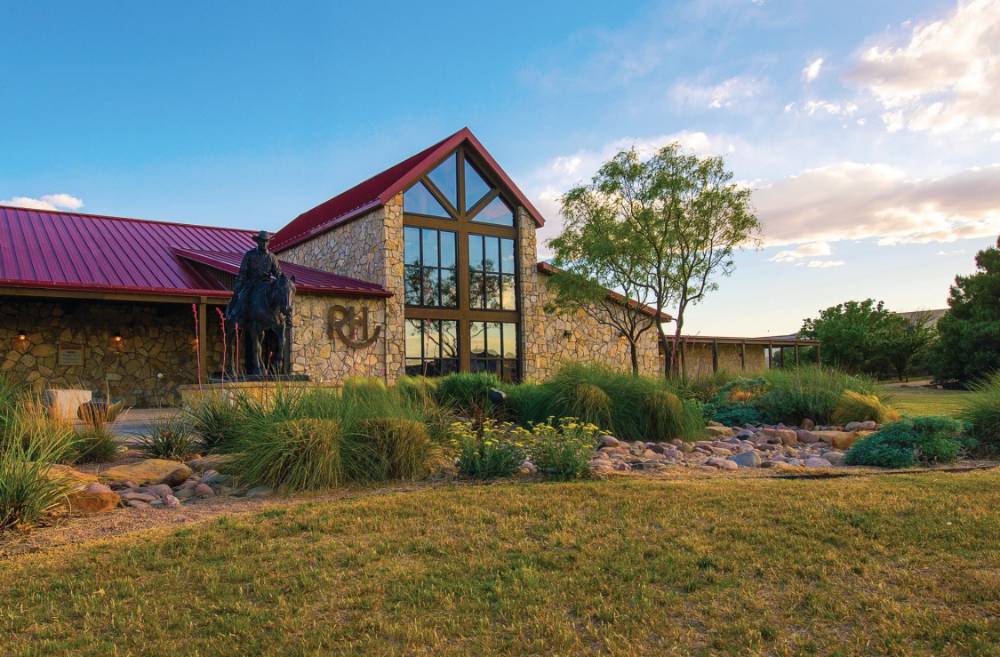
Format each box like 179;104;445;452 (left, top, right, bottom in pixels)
2;472;1000;656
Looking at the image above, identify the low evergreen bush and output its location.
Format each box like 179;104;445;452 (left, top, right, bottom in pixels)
703;378;766;427
961;372;1000;452
845;416;970;468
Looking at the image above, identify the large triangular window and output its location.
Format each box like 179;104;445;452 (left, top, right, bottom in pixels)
427;153;459;211
404;181;450;218
471;196;514;227
464;160;492;212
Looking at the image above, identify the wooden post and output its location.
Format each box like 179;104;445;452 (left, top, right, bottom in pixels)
795;343;800;366
816;342;822;364
711;340;719;374
767;342;773;369
740;341;746;372
197;299;208;383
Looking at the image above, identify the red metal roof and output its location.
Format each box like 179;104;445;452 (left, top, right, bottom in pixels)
174;249;391;297
270;127;546;252
536;261;673;321
0;205;388;299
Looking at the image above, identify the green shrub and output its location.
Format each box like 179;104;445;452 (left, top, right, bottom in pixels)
135;416;199;460
832;390;900;425
961;372;1000;452
845;416;970;468
703;378;766;427
754;366;879;425
395;376;438;411
186;398;244;452
499;382;556;425
233;418;347;492
0;405;76;530
558;383;612;429
74;427;120;463
528;418;599;480
436;372;502;416
359;417;432;480
681;371;738;404
450;419;524;479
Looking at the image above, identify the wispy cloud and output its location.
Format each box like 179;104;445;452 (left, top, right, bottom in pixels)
670;75;768;109
802;57;824;82
0;193;83;211
848;0;1000;135
769;241;832;262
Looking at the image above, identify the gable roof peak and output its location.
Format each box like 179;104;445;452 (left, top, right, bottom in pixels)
270;127;544;252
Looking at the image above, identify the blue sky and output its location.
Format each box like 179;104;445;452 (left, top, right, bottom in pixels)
2;0;997;336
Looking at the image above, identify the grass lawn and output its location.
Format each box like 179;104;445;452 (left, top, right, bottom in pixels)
3;473;1000;657
881;385;973;417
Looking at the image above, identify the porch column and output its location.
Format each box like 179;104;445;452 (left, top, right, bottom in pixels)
198;298;208;383
711;339;719;374
795;343;800;366
740;341;746;371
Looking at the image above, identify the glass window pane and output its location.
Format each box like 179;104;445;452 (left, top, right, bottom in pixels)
501;274;516;310
427;152;458;210
404;227;421;267
472;196;514;226
405;320;423;359
422;267;439;306
484;236;500;274
500;360;518;383
486;322;502;357
441;268;457;308
441;321;458;359
439;231;456;268
404;181;450;218
500;238;515;274
421;229;438;267
469;270;485;309
441;359;458;375
486;274;502;310
502;323;518;359
423;320;441;361
464;160;492;211
470;322;487;357
405;359;423;377
404;265;422;305
468;234;483;271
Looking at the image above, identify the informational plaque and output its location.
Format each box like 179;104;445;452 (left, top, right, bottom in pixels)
58;344;84;366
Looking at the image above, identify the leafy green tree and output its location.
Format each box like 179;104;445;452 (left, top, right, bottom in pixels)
553;144;758;378
869;312;936;381
929;238;1000;383
547;199;657;375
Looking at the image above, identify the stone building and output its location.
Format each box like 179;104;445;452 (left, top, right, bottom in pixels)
1;128;673;404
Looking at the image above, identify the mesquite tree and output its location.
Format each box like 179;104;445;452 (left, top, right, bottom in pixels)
551;144;759;378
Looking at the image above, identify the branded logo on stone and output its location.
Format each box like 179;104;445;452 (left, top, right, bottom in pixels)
328;305;381;348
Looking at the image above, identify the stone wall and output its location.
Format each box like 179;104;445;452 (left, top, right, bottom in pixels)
0;298;224;406
517;208;662;380
673;342;769;378
280;197;406;382
290;293;388;383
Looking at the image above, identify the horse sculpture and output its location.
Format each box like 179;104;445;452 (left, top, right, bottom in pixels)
226;273;296;378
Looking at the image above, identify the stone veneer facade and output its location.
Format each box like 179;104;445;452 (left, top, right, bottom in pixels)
0;298;224;406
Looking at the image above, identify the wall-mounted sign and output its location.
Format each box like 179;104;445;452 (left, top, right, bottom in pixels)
58;344;84;366
328;305;382;348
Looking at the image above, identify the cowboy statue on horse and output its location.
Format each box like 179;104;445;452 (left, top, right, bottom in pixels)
225;230;296;377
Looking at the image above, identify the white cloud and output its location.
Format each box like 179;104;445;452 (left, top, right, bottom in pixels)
0;194;84;211
670;75;766;109
769;241;832;262
802;57;824;82
754;162;1000;246
804;259;846;268
848;0;1000;134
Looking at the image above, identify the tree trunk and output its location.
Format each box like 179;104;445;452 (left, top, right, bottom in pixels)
629;341;639;376
671;313;686;379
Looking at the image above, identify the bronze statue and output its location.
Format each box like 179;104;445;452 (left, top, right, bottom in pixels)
224;230;296;377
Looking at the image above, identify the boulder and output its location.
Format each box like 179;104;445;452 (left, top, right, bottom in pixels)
821;451;845;466
46;464;98;485
100;459;193;487
800;418;816;431
67;482;120;514
163;495;182;508
796;430;819;444
805;457;834;468
186;453;236;472
120;491;158;503
728;451;761;468
598;435;620;448
706;456;739;471
761;428;798;446
704;425;734;438
194;483;215;498
845;420;877;432
810;431;860;450
142;483;174;499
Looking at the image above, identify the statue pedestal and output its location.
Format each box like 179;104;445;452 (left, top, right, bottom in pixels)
178;378;336;407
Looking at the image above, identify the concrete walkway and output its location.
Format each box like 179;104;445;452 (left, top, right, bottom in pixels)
82;407;183;438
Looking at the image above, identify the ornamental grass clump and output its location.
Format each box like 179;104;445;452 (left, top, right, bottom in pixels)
74;427;120;463
558;383;612;429
234;418;347;492
450;419;525;479
643;389;695;441
528;418;600;480
960;372;1000;453
436;372;503;417
135;416;199;460
832;390;900;425
845;416;970;468
359;417;432;480
186;398;244;453
754;366;880;425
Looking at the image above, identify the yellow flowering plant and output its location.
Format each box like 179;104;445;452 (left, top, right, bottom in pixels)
527;417;602;480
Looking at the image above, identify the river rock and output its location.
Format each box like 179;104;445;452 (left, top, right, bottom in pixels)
67;482;120;514
728;451;762;468
100;459;193;487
